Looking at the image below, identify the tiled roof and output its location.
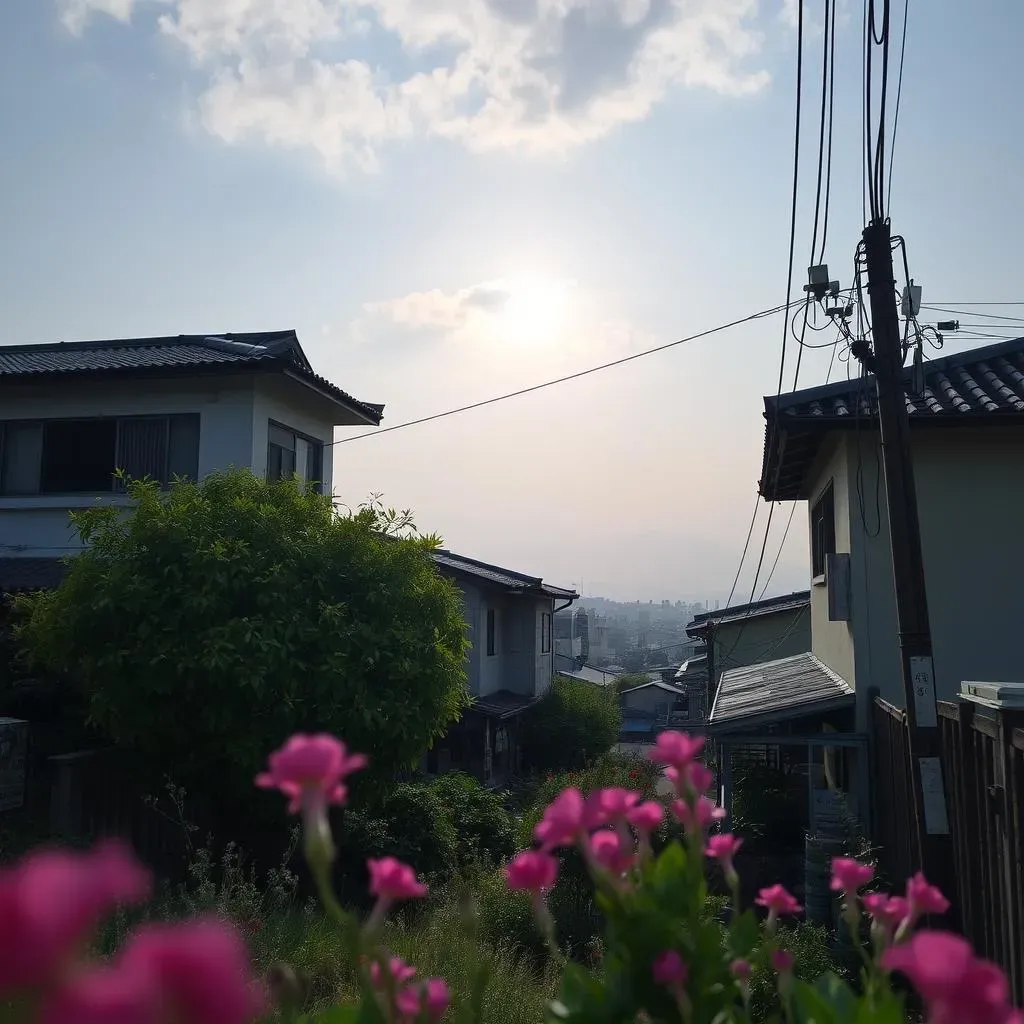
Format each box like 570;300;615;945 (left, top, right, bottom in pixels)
761;337;1024;500
0;332;384;425
708;652;853;731
470;690;538;719
433;549;578;601
686;591;810;635
0;557;69;592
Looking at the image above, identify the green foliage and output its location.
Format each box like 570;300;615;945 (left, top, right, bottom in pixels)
612;673;652;694
520;677;620;774
14;470;470;800
427;773;516;869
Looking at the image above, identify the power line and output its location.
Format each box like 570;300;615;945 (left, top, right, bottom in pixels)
920;305;1024;324
886;0;909;212
927;301;1024;306
330;299;797;447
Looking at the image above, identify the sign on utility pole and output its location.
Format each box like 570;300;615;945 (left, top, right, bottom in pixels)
860;219;951;879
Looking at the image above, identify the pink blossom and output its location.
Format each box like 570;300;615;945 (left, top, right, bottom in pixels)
906;871;950;918
863;892;909;934
705;833;743;865
534;788;587;850
830;857;874;895
771;949;794;974
687;763;714;794
671;796;725;833
583;787;640;829
755;884;803;916
504;851;558;894
590;829;635;876
368;857;428;903
882;931;1020;1024
647;731;705;770
652;950;688;988
118;918;266;1024
393;978;451;1023
0;839;152;993
730;958;752;981
626;801;664;835
369;956;418;990
38;965;157;1024
256;734;367;815
423;978;451;1021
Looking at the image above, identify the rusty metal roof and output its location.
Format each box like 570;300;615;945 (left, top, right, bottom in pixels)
0;332;384;425
708;651;853;731
761;337;1024;501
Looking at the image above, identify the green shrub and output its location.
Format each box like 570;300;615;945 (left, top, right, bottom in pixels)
428;772;515;868
520;677;621;774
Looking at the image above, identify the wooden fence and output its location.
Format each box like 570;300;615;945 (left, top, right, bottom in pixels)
872;693;1024;1004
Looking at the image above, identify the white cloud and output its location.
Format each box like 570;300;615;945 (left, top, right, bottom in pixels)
60;0;773;171
363;281;513;333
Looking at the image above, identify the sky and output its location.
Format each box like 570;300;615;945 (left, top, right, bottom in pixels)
2;0;1023;604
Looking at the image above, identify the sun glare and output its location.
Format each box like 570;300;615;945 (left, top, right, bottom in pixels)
497;276;571;344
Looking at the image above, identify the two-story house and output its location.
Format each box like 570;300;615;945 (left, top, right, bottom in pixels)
427;549;578;787
711;335;1024;832
0;331;383;593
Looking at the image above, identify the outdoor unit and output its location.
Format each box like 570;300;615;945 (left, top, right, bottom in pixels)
826;553;851;622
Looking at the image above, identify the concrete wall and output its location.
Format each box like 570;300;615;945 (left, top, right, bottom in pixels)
712;606;810;677
805;425;1024;729
0;376;257;557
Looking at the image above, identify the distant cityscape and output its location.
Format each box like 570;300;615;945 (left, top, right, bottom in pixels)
554;595;722;673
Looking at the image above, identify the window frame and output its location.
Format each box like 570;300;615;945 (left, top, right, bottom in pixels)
266;419;325;492
0;414;200;496
486;608;497;657
541;611;552;654
811;481;837;578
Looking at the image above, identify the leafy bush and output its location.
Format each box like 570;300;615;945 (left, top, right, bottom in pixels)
427;773;515;869
520;676;620;774
14;470;469;803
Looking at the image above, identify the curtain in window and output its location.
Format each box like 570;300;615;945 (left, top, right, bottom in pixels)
116;418;168;484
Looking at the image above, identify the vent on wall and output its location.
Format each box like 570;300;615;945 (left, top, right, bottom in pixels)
826;553;851;622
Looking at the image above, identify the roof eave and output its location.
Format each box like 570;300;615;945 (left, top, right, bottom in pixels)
278;367;383;426
706;692;854;734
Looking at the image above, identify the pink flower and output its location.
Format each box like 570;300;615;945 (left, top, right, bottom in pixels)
626;801;664;835
118;918;265;1024
830;857;873;895
687;763;714;794
671;796;725;833
504;851;558;894
583;787;640;829
256;734;367;815
756;884;802;916
705;833;743;864
38;965;157;1024
863;893;909;935
0;839;152;993
590;829;635;876
423;978;451;1021
369;956;418;990
882;931;1020;1024
771;949;794;974
730;958;751;981
368;857;428;903
534;788;587;850
905;871;950;918
393;978;451;1023
648;731;704;770
652;949;688;988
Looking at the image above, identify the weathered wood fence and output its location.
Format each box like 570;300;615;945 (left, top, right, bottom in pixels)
872;692;1024;1004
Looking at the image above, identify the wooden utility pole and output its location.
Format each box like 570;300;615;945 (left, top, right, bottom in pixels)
861;219;951;880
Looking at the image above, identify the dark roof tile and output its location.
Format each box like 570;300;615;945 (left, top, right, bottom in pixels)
433;549;578;600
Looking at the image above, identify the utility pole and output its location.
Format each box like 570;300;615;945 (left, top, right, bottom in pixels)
860;218;952;884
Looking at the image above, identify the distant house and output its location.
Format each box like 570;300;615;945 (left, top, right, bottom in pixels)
0;331;382;594
427;549;577;787
618;679;688;741
553;654;618;688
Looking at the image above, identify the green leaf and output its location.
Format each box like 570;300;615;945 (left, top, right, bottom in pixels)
304;1006;361;1024
727;909;761;958
813;972;858;1020
791;980;842;1024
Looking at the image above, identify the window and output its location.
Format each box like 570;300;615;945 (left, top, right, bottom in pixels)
267;422;324;491
0;415;200;496
541;612;552;654
486;608;497;657
811;482;836;578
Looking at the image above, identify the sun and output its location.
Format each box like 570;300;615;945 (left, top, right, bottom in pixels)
497;276;572;344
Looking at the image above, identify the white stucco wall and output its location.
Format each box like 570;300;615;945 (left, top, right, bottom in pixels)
806;425;1024;729
0;376;256;557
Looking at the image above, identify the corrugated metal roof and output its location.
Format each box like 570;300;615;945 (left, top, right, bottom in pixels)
0;557;68;592
761;337;1024;501
0;332;384;425
708;651;853;729
686;592;810;635
553;655;615;686
433;549;578;600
